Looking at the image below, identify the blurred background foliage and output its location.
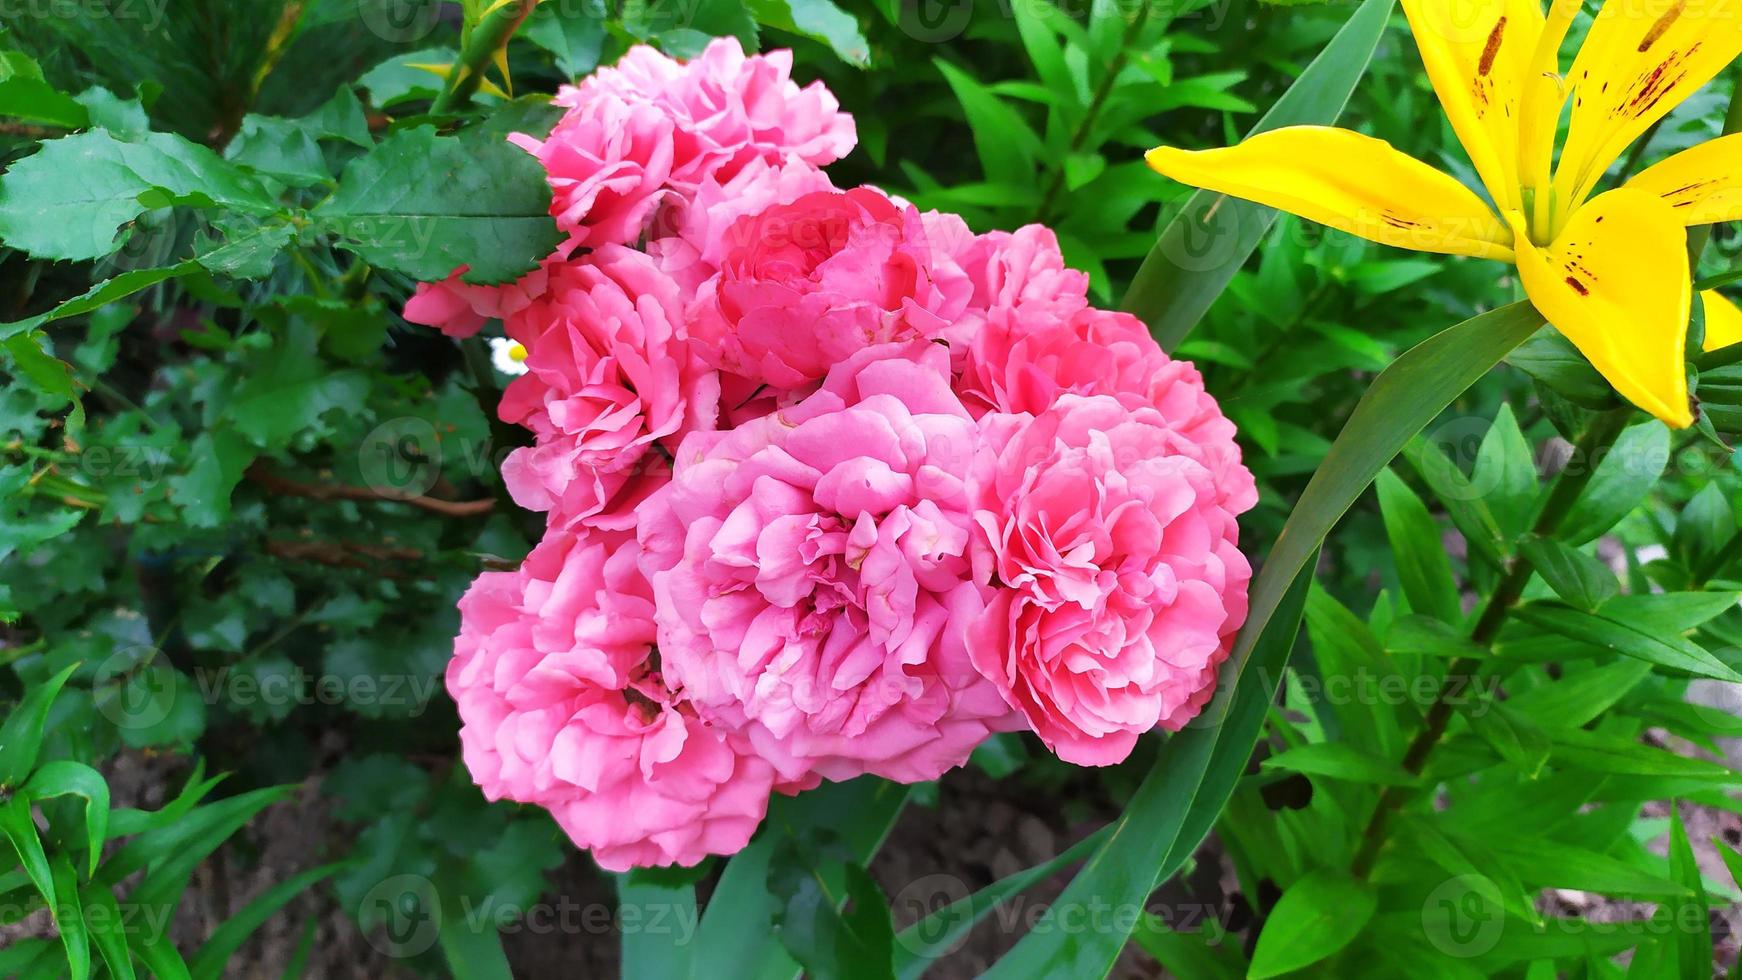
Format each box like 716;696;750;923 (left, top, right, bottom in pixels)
2;0;1742;977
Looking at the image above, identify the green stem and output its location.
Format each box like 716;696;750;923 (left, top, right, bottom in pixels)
1034;2;1152;224
430;0;540;115
1348;406;1633;877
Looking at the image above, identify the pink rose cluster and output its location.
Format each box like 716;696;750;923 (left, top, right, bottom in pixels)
416;39;1256;871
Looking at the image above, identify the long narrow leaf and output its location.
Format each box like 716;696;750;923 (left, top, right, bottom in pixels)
693;779;909;980
0;663;79;788
1123;0;1397;350
894;825;1113;980
25;760;110;877
983;558;1316;978
188;862;345;980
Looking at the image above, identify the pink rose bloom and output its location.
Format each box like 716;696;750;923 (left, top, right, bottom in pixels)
648;156;837;290
957;224;1090;320
638;341;1018;784
402;263;551;339
519;38;854;255
689;187;972;389
510;94;678;253
496;245;719;529
448;528;783;870
968;394;1255;767
580;38;855;191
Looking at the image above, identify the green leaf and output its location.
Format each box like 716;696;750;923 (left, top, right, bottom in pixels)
1676;483;1736;573
82;882;137;980
1222;301;1543;723
1519;537;1619;612
1558;421;1671;545
1548;728;1736;778
1400;818;1541;925
1131;914;1244;979
1472;403;1539;543
1376;469;1462;623
523;2;606;77
0;262;201;345
932;59;1040;188
24;760;109;876
1261;742;1421;785
1247;869;1376;978
1465;701;1551;779
770;850;895;980
437;896;514;980
746;0;869;66
0;662;78;788
983;559;1315;979
618;871;697;980
1513;602;1742;682
1507;329;1621;409
0;130;277;262
694;779;909;980
0;795;54;911
1598;591;1741;633
893;826;1111;980
51;854;90;980
224;320;368;449
188;862;344;980
1403;435;1507;565
127;925;193;980
0;75;90;128
1486;837;1690;897
1665;804;1707;974
314;124;563;285
1126;0;1397;349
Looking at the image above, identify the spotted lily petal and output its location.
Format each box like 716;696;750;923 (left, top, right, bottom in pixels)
1145;126;1515;260
1705;290;1742;352
1625;133;1742;225
1507;188;1693;427
1552;0;1742;218
1400;0;1544;212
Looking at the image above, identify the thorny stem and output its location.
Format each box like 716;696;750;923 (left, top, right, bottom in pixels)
1348;406;1634;878
430;0;541;115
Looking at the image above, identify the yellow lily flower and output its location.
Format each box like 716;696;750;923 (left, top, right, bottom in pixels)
1147;0;1742;428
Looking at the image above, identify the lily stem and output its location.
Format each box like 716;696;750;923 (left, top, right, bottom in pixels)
1348;405;1633;878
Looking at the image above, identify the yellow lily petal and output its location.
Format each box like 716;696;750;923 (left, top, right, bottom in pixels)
1518;0;1581;231
1507;188;1693;427
1400;0;1545;212
1625;133;1742;225
1704;290;1742;352
1145;127;1515;260
1552;0;1742;218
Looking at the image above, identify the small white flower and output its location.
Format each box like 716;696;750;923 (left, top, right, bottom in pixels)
490;337;529;376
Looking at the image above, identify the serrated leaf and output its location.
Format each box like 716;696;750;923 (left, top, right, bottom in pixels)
0;130;277;262
746;0;868;66
315;124;562;284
